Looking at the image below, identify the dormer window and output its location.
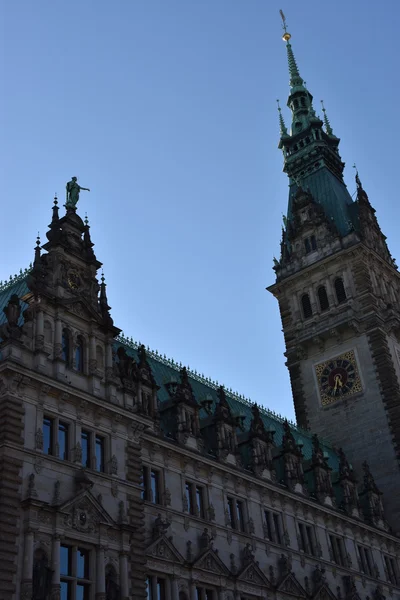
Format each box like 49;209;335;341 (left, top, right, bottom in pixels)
300;97;306;107
294;99;299;109
304;235;317;254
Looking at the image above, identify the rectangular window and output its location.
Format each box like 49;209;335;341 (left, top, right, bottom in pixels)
273;512;282;545
95;435;104;472
60;545;91;600
358;545;373;576
384;555;399;585
227;497;236;529
329;534;346;566
236;500;245;532
196;587;214;600
58;422;69;461
156;578;165;600
81;430;91;468
150;469;160;504
226;496;246;531
298;522;316;556
196;485;205;519
43;417;53;455
185;482;193;514
264;510;284;545
264;510;273;540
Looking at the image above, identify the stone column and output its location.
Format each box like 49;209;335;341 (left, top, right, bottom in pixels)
96;546;106;600
217;588;224;600
89;334;97;374
119;552;129;599
21;528;35;599
170;575;179;600
36;309;44;345
52;535;61;600
54;318;62;358
23;528;35;579
165;576;172;600
151;576;158;600
190;580;198;600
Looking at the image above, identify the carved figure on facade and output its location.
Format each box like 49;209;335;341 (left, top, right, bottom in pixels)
153;513;171;539
110;454;118;475
278;553;291;579
52;480;61;505
36;427;44;450
32;549;52;600
27;473;38;499
199;527;214;550
0;294;22;340
242;542;255;566
116;347;138;390
360;462;386;525
312;565;327;592
338;448;359;513
281;420;304;490
249;404;276;475
310;434;334;499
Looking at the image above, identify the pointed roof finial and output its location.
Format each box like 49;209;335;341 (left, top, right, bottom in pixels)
54;193;58;205
279;11;303;89
84;212;89;226
353;163;362;190
279;9;291;42
321;100;333;135
277;99;288;136
34;231;41;265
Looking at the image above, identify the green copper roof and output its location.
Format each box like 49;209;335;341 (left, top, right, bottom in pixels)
118;335;339;468
0;271;339;472
288;168;357;237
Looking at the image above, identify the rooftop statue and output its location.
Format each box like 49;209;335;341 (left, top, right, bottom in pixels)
66;177;90;208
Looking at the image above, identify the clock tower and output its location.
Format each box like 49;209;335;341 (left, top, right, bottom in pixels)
268;22;400;530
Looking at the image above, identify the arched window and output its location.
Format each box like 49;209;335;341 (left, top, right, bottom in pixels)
334;277;347;303
301;293;313;319
310;235;317;251
105;565;119;600
304;238;311;254
318;286;330;311
75;335;84;373
62;329;70;366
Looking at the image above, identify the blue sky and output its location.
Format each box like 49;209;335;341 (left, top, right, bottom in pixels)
1;0;399;421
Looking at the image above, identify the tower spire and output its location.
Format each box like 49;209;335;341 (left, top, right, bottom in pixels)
280;10;304;89
277;99;288;136
321;100;334;136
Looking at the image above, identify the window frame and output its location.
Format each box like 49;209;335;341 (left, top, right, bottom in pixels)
357;544;373;577
384;555;399;586
142;465;162;504
297;521;317;556
42;415;70;461
301;293;313;319
226;495;247;532
264;509;283;545
81;429;106;473
60;544;92;600
334;277;347;304
329;533;346;567
185;481;206;518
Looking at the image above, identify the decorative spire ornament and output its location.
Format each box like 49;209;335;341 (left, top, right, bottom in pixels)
277;99;288;136
321;100;333;135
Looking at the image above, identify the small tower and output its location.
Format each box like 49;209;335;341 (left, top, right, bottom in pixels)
268;16;400;530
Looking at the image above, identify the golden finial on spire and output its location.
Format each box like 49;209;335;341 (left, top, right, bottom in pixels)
279;9;291;42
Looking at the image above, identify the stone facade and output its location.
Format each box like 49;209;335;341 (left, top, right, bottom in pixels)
0;199;399;600
0;23;399;600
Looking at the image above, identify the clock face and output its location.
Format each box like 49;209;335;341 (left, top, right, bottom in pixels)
315;350;362;406
67;270;81;290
